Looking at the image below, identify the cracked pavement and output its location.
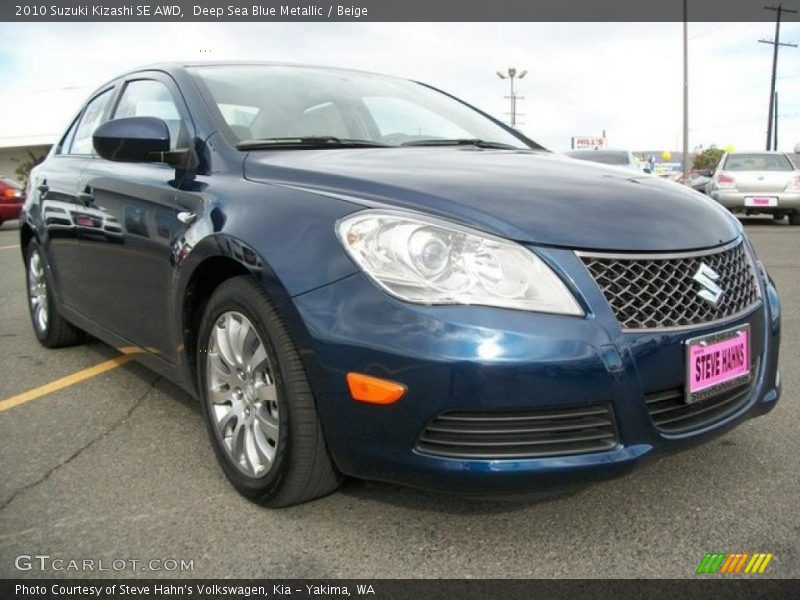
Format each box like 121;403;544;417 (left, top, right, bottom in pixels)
0;374;160;512
0;218;798;579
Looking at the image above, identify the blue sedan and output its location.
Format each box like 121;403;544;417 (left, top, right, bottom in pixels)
20;63;781;506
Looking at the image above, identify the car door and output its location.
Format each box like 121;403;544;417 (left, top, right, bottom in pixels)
36;88;115;309
75;74;199;361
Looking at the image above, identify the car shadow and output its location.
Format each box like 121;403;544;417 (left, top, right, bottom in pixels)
84;338;200;414
337;477;587;515
0;219;21;231
739;215;790;227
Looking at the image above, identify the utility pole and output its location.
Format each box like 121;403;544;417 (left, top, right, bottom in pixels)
682;0;689;183
774;91;778;150
496;67;527;127
759;4;797;151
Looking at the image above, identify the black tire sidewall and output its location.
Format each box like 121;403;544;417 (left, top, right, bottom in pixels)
196;281;293;501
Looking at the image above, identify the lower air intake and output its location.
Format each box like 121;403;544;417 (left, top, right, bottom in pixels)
416;404;618;459
645;363;757;434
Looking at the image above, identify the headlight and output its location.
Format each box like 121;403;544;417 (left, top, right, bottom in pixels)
336;210;583;315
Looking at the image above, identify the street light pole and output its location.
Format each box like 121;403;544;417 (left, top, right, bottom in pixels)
497;67;527;127
682;0;690;184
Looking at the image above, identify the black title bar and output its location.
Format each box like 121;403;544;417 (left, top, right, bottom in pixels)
5;0;800;22
3;579;800;600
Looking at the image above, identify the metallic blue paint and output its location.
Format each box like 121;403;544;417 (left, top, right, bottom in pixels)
21;63;782;497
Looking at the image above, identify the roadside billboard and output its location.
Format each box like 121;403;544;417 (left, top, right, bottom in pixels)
571;135;607;150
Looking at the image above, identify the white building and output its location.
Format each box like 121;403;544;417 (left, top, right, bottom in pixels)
0;86;90;182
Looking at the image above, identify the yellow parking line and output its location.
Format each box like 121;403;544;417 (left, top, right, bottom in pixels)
0;245;19;251
0;354;135;413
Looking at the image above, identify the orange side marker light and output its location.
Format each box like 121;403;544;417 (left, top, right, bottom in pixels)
347;372;406;405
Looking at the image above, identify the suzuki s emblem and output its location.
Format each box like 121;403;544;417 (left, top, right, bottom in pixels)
693;263;724;307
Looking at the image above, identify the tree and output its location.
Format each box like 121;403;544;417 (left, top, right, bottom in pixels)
12;150;48;185
692;146;725;172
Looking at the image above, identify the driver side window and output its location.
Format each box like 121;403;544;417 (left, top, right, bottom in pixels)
113;79;187;150
69;89;113;155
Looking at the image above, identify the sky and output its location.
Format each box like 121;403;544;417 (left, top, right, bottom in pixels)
0;21;799;153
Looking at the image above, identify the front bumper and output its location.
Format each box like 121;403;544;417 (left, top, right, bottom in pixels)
0;202;23;221
290;246;782;496
710;190;800;212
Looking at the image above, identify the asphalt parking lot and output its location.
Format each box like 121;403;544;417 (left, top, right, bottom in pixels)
0;217;798;579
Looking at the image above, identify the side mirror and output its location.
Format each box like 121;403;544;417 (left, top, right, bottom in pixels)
93;117;170;163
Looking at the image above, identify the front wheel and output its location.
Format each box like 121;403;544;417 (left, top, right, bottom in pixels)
789;213;800;226
25;241;86;348
197;277;341;507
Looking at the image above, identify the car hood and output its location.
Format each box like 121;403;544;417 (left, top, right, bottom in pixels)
244;147;740;251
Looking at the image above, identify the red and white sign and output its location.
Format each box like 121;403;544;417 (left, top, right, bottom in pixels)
571;136;607;150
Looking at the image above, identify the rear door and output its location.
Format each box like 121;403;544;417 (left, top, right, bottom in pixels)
75;73;198;361
36;87;115;309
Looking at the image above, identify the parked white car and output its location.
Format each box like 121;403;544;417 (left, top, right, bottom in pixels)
706;151;800;225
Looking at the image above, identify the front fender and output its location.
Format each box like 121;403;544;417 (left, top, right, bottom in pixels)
172;179;363;397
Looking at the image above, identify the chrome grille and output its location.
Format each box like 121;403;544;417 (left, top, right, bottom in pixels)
580;240;759;330
645;359;758;434
415;405;618;459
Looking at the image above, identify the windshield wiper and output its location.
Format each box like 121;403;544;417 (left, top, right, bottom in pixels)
400;138;521;150
237;136;390;150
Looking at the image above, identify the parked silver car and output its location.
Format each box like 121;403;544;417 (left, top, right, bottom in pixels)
707;151;800;224
564;149;649;174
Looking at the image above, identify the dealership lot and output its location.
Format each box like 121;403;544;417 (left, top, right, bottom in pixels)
0;219;798;579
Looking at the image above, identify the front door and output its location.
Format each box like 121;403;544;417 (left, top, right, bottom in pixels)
75;75;199;361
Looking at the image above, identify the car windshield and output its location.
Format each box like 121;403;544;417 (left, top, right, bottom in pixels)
723;153;795;172
565;150;630;166
189;65;537;150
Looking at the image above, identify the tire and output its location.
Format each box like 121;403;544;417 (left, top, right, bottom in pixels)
197;276;341;507
25;240;86;348
789;213;800;226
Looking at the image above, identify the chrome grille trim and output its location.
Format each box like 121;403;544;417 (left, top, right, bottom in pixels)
578;238;761;331
415;404;619;459
576;237;744;261
644;358;759;434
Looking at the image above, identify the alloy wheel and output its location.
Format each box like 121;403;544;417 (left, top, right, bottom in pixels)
205;311;280;477
28;249;48;333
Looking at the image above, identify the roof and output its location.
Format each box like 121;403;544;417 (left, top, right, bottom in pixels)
725;150;793;155
99;61;399;89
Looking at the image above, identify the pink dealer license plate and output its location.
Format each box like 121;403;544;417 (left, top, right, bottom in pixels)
685;325;751;404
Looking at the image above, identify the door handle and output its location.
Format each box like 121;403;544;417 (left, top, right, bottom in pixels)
78;189;94;206
177;211;196;225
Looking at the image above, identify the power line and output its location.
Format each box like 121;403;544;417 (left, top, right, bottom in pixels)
759;4;797;150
